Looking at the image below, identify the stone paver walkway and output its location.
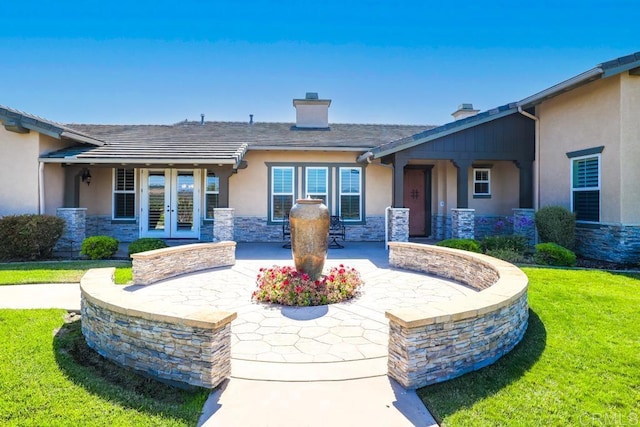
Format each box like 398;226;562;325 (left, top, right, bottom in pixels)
126;251;477;382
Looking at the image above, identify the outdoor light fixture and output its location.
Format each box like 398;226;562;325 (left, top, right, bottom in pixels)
81;168;92;186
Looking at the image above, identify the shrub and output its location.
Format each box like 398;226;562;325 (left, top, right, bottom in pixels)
80;236;119;260
486;248;526;264
535;206;576;250
435;239;482;253
0;214;65;261
481;235;528;254
534;242;577;267
252;264;363;306
127;238;168;256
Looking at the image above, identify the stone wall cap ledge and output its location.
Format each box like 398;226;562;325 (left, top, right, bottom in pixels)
130;241;236;260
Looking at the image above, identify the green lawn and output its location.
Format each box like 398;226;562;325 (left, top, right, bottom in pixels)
0;309;208;426
0;261;132;285
419;268;640;426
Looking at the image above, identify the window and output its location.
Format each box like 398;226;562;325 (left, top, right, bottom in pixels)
305;167;328;203
271;166;295;221
113;168;135;219
205;171;219;219
339;167;361;221
473;168;491;196
572;155;600;222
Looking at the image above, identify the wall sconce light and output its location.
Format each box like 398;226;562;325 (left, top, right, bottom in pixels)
81;168;92;186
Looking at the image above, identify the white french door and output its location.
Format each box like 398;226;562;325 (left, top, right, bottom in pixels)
141;169;201;239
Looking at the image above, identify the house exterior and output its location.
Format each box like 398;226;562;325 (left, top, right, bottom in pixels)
1;51;639;263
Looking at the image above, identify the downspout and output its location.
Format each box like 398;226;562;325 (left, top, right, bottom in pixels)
385;206;391;250
38;162;45;214
517;106;540;210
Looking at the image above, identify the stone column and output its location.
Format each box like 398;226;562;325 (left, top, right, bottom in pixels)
213;208;235;242
451;208;475;239
513;208;536;249
55;207;87;257
388;208;409;242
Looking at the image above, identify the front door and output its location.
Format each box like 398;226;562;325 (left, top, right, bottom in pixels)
141;169;201;239
403;167;432;237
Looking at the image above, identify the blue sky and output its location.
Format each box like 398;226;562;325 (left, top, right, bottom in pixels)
1;1;637;126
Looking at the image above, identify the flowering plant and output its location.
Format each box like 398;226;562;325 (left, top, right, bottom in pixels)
252;264;363;306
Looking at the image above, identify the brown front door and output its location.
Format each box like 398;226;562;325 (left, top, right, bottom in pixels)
403;168;431;237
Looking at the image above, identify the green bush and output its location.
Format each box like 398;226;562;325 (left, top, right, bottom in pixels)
535;206;576;250
127;238;168;256
80;236;119;260
435;238;482;253
534;242;577;267
0;214;65;261
481;235;528;254
486;248;526;264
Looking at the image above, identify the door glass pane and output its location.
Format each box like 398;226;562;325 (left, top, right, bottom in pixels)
148;172;165;231
176;172;194;231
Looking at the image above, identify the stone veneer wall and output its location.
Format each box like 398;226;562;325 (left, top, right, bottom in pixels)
55;208;87;257
575;224;640;264
451;208;475;239
385;242;529;389
131;242;236;286
387;208;409;242
86;215;139;242
80;268;236;389
474;215;514;239
512;209;536;250
233;216;386;242
213;208;234;242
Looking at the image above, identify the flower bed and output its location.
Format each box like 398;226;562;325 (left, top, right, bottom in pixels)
252;264;363;306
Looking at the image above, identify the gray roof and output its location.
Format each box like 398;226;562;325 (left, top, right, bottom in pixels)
40;121;434;167
0;105;103;146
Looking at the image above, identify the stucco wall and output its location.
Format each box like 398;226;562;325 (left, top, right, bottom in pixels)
80;167;115;215
230;151;390;217
537;75;622;223
468;161;520;216
39;135;70;215
0;128;40;215
619;73;640;224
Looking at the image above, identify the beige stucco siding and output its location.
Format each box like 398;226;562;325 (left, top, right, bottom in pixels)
0;128;40;215
537;75;622;223
619;73;640;224
230;151;390;217
79;167;115;215
39;135;71;215
467;161;520;215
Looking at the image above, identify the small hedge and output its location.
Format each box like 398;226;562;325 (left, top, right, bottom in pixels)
127;238;168;256
481;235;528;254
435;238;482;253
0;214;65;261
535;206;576;250
80;236;119;260
486;248;526;264
534;242;577;267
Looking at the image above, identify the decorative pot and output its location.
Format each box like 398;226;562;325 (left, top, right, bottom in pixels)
290;199;330;280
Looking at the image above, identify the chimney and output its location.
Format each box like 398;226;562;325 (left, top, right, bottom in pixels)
200;113;205;125
292;92;331;129
249;114;254;125
451;103;479;121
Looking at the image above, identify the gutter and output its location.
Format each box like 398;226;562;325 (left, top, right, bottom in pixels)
518;67;603;108
356;151;374;163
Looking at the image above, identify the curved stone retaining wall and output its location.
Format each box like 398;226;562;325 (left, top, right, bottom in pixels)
131;241;236;285
80;268;236;389
385;242;529;389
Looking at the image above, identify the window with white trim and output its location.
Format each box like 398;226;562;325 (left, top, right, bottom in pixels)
339;167;361;221
271;166;295;221
572;155;600;222
113;168;135;219
305;167;328;204
473;168;491;196
204;171;219;219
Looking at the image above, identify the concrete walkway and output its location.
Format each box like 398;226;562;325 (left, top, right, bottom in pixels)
0;242;440;426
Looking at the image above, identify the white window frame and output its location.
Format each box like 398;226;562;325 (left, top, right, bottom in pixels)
204;171;220;220
305;166;328;203
112;168;136;220
338;167;362;222
570;154;601;223
473;168;491;196
271;166;295;222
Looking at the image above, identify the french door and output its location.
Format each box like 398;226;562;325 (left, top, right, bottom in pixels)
141;169;201;239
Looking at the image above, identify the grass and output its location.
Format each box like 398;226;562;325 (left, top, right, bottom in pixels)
0;260;132;285
0;309;209;426
418;268;640;426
